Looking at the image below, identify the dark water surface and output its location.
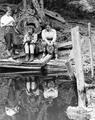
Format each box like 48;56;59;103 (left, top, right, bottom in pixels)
0;71;78;120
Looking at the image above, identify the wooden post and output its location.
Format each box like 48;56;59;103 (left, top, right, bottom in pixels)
88;23;94;78
71;26;86;107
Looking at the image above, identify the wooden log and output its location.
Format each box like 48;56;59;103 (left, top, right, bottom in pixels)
58;41;72;49
44;9;65;23
71;26;86;107
0;64;41;70
88;23;94;78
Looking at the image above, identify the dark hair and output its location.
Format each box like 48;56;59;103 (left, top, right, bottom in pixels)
45;22;52;28
6;6;12;11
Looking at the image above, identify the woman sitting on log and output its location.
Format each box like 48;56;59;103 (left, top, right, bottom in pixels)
23;27;37;61
41;23;57;58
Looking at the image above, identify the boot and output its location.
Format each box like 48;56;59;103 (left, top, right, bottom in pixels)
25;54;29;62
29;54;34;62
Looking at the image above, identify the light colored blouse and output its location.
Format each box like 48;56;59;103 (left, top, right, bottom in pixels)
0;14;15;27
42;29;56;43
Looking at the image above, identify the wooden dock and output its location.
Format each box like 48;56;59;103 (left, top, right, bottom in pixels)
0;54;52;70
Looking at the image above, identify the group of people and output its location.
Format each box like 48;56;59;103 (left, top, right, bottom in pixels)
5;77;58;116
0;6;57;61
26;78;58;100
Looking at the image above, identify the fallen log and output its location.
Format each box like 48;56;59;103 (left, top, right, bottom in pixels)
44;9;65;23
58;41;72;49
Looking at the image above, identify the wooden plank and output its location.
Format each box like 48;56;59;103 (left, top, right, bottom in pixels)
88;23;94;78
0;65;41;70
58;41;72;49
44;9;65;23
71;26;86;107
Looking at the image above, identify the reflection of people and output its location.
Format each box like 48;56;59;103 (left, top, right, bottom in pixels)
26;77;40;96
23;27;37;61
0;6;15;56
41;23;57;57
43;81;58;99
5;79;19;116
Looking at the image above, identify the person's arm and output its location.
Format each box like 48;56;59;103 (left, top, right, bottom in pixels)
42;30;50;45
33;34;37;43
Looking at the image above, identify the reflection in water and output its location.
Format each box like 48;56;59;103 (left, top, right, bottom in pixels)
0;73;77;120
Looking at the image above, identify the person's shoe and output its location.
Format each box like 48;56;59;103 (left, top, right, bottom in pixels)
25;54;29;62
29;54;34;62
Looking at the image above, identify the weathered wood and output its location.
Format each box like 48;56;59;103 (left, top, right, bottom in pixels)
0;64;41;70
65;61;76;81
88;23;94;78
0;54;52;70
58;41;72;49
71;26;86;107
32;0;45;21
44;9;65;23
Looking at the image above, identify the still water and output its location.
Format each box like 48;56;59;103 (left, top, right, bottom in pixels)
0;71;77;120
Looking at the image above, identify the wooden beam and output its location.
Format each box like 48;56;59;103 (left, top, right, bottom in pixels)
44;9;65;23
71;26;86;107
58;41;72;49
88;23;94;78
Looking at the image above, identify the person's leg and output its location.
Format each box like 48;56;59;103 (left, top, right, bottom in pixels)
29;44;35;61
4;33;12;51
24;43;29;61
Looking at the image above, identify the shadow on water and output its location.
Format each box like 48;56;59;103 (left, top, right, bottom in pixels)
0;70;78;120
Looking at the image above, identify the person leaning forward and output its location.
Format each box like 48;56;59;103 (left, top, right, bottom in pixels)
0;7;15;57
41;23;57;58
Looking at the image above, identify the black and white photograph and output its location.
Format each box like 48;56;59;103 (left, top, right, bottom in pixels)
0;0;95;120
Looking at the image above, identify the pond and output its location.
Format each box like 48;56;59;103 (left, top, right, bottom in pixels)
0;71;78;120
